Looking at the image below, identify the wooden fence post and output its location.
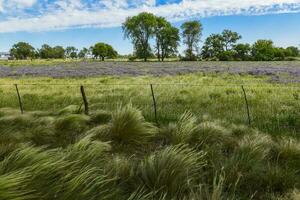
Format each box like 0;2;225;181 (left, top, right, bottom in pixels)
241;85;251;126
14;84;24;114
150;84;158;125
80;85;89;115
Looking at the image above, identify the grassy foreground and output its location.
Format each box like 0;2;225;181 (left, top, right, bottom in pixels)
0;104;299;200
0;73;299;199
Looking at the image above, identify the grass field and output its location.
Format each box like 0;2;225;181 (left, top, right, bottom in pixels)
0;64;299;199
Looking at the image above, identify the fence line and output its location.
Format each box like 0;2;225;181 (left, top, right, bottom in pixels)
0;83;299;127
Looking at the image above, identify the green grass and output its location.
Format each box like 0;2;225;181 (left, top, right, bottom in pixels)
0;59;83;67
0;104;299;199
0;73;299;136
0;72;299;199
0;58;181;67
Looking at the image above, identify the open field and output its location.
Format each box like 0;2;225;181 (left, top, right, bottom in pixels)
0;63;299;199
0;61;300;82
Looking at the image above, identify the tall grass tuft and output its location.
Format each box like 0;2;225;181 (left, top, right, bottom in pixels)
136;145;206;199
158;111;198;145
53;114;90;147
271;138;300;169
93;104;156;146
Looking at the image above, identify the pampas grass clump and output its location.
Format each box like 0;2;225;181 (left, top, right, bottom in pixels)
136;145;206;199
89;110;111;124
54;114;90;147
158;111;198;145
93;104;156;146
271;138;300;169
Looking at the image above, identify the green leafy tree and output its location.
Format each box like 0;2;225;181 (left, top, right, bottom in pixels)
273;47;286;60
222;29;241;50
52;46;65;59
65;46;78;59
181;21;203;61
39;45;65;59
201;34;224;59
123;12;157;61
155;17;180;61
233;43;251;61
10;42;35;60
78;48;89;58
285;46;299;57
39;44;53;59
92;43;117;61
251;40;275;61
218;50;236;61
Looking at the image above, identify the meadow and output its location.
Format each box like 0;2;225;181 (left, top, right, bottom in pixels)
0;64;299;199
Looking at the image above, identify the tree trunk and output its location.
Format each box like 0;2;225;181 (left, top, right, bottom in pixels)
101;56;105;61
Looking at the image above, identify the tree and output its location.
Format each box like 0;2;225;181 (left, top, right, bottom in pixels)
39;44;65;59
123;12;157;61
285;46;299;57
201;34;225;59
78;48;89;58
233;43;251;61
10;42;35;60
91;43;117;61
222;30;241;50
155;17;180;61
39;44;53;59
52;46;65;59
65;46;78;59
181;21;202;61
251;40;275;61
273;47;286;60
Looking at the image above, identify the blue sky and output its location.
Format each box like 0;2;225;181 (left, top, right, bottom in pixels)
0;0;300;54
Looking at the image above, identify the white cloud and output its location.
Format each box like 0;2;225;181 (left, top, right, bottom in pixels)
0;0;299;32
8;0;37;8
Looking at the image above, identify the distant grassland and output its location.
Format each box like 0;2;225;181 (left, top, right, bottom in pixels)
0;73;299;137
0;58;180;67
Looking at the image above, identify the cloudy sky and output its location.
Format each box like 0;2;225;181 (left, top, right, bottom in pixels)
0;0;300;54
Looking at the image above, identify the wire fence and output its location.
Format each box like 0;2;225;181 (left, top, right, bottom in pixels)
0;83;299;133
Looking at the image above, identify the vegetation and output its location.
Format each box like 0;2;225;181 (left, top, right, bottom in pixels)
181;21;203;61
39;44;65;59
6;12;299;62
0;64;299;199
123;12;180;61
91;43;118;61
155;17;180;61
0;101;299;199
10;42;35;60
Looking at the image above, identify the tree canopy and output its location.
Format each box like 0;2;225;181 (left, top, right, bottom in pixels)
181;21;203;61
91;43;117;61
155;17;180;61
39;44;65;59
10;42;35;60
123;12;157;61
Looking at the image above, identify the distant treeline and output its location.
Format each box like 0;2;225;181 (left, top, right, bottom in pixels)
8;12;300;61
9;42;117;61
